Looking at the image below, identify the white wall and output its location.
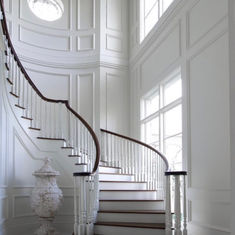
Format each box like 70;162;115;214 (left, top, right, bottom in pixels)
0;0;130;234
129;0;231;234
228;0;235;234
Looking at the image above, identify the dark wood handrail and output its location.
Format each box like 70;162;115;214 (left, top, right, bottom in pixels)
100;129;170;171
0;0;100;174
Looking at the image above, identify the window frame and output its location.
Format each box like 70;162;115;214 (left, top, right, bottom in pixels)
139;0;176;42
140;69;182;170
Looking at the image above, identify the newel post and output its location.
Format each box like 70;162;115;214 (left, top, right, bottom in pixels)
73;172;93;235
165;174;172;235
165;171;187;235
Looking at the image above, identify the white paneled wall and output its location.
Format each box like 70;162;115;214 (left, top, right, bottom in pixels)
129;0;231;234
0;0;129;234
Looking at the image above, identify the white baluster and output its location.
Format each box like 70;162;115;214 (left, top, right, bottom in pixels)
175;175;182;235
15;64;18;95
74;176;78;235
38;98;42;130
10;57;14;92
86;176;90;234
121;139;124;174
22;76;25;108
165;174;172;235
183;175;187;235
44;102;48;137
25;82;29;117
17;68;21;105
131;142;134;176
103;132;106;162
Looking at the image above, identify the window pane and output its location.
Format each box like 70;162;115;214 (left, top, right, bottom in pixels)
145;117;159;145
145;0;157;16
164;134;182;171
163;0;174;12
164;77;182;106
144;1;158;36
164;105;182;138
145;92;159;117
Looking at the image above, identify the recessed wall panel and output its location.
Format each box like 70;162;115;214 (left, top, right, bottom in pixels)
106;0;122;31
189;33;230;190
106;72;128;133
106;35;122;52
191;200;230;230
26;69;69;100
77;35;94;51
13;135;39;186
188;0;228;47
78;74;94;126
13;196;33;217
0;197;8;222
19;26;70;51
0;104;7;187
78;0;94;29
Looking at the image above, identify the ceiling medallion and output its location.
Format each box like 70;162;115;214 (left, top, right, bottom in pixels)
27;0;64;22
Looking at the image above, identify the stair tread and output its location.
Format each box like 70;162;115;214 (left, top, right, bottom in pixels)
15;104;25;109
99;181;147;183
21;116;33;120
29;127;41;131
95;222;165;229
6;78;13;85
9;91;19;98
37;137;65;141
100;190;156;192
99;173;134;176
98;210;165;214
99;165;121;169
100;199;163;202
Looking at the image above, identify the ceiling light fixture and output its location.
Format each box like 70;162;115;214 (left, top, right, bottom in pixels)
27;0;64;22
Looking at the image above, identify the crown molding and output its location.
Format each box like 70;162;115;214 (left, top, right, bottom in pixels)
18;54;129;71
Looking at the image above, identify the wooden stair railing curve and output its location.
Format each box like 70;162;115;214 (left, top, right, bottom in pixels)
100;128;169;194
0;0;100;175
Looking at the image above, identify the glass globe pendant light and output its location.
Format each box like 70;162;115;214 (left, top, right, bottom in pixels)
27;0;64;22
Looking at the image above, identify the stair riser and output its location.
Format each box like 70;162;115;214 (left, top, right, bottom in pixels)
97;213;165;223
35;138;65;151
99;166;120;174
99;161;107;166
99;201;164;211
99;191;157;200
99;174;134;181
94;225;165;235
99;182;147;190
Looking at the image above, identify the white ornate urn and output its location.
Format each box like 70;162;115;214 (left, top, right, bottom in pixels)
31;158;63;235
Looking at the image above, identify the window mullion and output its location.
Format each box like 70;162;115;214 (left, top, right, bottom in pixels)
159;84;164;154
158;0;161;20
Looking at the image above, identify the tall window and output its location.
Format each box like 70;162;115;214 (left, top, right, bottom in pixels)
141;70;182;170
140;0;175;42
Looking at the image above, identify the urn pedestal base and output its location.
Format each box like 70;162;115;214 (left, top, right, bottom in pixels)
31;158;63;235
35;218;58;235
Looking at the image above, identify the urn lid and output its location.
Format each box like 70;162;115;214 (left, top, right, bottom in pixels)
33;158;60;176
